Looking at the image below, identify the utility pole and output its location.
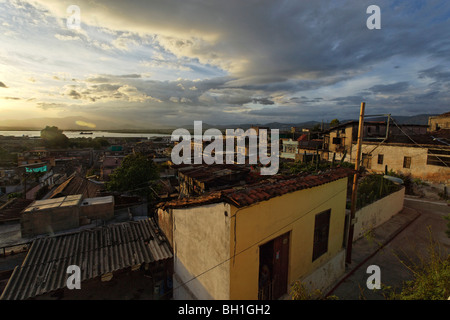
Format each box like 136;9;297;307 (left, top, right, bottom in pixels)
346;102;365;265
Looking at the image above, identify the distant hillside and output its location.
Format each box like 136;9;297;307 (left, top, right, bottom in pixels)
211;114;435;131
0;116;172;131
0;113;439;132
386;114;437;125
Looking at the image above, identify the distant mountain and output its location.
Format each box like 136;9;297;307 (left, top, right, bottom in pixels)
0;116;173;131
207;114;437;132
385;114;437;125
0;113;438;132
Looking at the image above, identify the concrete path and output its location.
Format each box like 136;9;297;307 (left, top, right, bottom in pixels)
326;197;449;300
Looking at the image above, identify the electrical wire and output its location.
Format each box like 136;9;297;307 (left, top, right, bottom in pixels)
388;117;449;168
339;117;450;168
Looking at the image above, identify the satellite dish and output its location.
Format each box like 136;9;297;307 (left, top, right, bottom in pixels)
383;175;404;185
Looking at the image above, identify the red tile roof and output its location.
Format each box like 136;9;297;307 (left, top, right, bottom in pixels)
161;167;353;209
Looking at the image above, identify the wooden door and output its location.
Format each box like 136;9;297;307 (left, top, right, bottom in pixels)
272;232;290;299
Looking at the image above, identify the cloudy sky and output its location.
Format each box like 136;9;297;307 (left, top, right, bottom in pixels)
0;0;449;128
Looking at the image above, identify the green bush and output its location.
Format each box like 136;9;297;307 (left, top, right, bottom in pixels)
7;192;23;199
383;230;450;300
290;281;338;300
357;174;401;209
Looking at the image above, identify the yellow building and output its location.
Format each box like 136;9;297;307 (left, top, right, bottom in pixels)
158;168;352;300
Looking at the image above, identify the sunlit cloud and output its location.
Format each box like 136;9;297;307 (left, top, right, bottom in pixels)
75;120;96;128
0;0;449;127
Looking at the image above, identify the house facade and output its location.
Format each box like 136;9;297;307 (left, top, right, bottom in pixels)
428;112;450;132
158;168;351;300
323;120;427;163
353;140;450;184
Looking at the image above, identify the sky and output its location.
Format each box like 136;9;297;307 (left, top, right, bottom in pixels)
0;0;449;129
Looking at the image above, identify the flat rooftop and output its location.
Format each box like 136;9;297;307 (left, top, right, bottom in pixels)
23;195;82;214
80;195;114;206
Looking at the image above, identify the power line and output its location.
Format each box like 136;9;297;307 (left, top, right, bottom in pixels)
389;117;449;168
346;117;449;168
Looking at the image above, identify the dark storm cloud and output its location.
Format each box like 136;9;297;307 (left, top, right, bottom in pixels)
366;82;410;94
331;95;367;106
118;74;141;78
418;66;450;82
67;90;82;99
34;0;450;82
1;97;22;100
37;102;68;110
252;98;274;105
24;0;450;124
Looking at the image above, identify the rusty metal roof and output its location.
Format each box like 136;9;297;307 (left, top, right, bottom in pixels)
0;218;172;300
49;173;103;199
0;198;33;222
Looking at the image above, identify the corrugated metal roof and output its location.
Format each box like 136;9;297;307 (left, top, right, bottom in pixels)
0;198;33;222
0;218;172;300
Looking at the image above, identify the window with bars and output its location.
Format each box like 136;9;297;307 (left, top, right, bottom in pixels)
403;156;411;169
377;154;384;165
312;209;331;261
362;153;372;169
426;149;450;167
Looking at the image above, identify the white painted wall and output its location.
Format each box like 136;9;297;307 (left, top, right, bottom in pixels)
299;249;346;293
172;202;231;300
353;186;405;241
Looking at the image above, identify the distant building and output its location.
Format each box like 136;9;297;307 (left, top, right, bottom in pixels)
20;194;114;237
319;114;450;183
21;195;83;237
323;120;428;162
281;135;324;162
354;127;450;184
428;111;450;132
176;164;250;197
280;139;298;160
100;155;124;180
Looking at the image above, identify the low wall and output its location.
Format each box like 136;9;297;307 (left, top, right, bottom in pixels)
297;249;346;294
353;186;405;241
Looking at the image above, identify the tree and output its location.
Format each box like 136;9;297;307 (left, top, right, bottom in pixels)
330;119;340;127
0;146;16;165
40;126;69;148
106;153;160;199
290;281;337;300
